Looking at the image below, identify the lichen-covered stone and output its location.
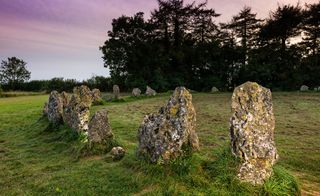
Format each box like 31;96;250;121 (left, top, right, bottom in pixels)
137;87;199;164
300;85;309;91
113;85;120;99
91;88;102;104
63;94;90;133
211;86;219;92
47;91;63;124
132;88;141;97
145;86;156;96
60;91;70;107
73;85;93;107
88;109;113;143
230;81;278;185
110;146;125;160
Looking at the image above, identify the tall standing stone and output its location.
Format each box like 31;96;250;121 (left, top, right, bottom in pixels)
63;94;90;133
137;87;199;164
145;86;156;96
91;88;103;104
47;91;63;125
73;85;93;107
132;88;141;97
88;109;113;143
113;85;120;99
60;91;70;107
230;81;278;185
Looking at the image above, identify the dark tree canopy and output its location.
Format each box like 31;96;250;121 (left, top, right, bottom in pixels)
99;0;319;91
0;57;31;90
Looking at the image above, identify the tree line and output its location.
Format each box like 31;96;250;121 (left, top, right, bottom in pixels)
100;0;319;91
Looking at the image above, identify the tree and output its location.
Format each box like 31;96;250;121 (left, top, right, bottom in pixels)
0;57;31;90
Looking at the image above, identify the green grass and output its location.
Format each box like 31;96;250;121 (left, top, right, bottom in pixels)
0;92;319;195
0;91;46;97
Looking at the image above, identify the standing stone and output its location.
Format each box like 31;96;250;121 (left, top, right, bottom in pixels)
91;88;102;103
113;85;120;99
60;91;70;107
42;102;48;117
88;109;113;143
73;85;93;107
230;81;278;185
137;87;199;164
47;91;63;125
145;86;156;96
211;86;219;93
300;85;309;92
132;88;141;97
63;94;90;133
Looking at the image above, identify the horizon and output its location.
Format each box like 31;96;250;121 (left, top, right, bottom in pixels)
0;0;317;81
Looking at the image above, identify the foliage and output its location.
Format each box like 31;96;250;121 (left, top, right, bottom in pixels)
101;1;320;91
0;57;31;90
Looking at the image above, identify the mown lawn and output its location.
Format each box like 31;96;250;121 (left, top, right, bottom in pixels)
0;92;319;195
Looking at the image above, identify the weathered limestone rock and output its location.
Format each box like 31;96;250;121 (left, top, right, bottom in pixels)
63;94;90;133
230;81;278;185
47;91;63;124
88;109;113;143
132;88;141;97
42;102;48;117
110;146;125;160
300;85;309;91
73;85;93;107
60;91;70;107
145;86;156;96
91;88;102;103
211;86;219;93
113;85;120;99
137;87;199;164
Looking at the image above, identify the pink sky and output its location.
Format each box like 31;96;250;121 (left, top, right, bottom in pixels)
0;0;317;80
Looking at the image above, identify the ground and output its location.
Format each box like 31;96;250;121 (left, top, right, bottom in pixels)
0;92;319;195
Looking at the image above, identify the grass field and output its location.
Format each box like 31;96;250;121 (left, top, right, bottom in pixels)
0;92;319;195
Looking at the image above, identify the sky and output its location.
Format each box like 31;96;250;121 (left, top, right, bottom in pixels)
0;0;318;81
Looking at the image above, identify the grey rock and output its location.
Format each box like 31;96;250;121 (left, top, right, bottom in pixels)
145;86;156;96
211;86;219;92
113;85;120;99
88;109;113;143
137;87;199;164
110;146;125;160
47;91;63;124
230;81;278;185
73;85;93;107
63;94;90;133
132;88;141;97
300;85;309;92
60;91;70;107
91;88;102;103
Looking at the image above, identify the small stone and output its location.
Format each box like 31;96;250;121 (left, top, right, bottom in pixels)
47;91;63;125
88;109;113;143
230;81;278;185
211;86;219;93
110;146;125;160
73;85;93;107
132;88;141;97
300;85;309;92
63;94;90;133
113;85;120;99
145;86;156;96
91;88;103;104
137;87;199;164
